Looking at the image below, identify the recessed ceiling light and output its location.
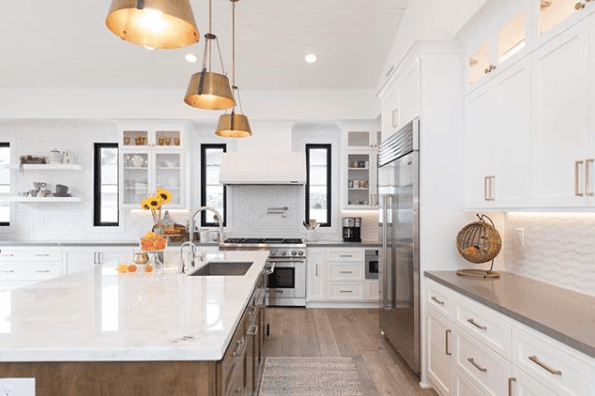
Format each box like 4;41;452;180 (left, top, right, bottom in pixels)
185;53;198;63
305;54;317;64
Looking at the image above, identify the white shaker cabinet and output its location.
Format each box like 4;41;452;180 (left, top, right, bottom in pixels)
465;58;531;209
531;19;591;207
64;247;134;274
427;310;454;396
306;249;326;302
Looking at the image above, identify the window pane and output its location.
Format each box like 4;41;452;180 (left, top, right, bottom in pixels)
0;202;8;224
95;144;119;226
306;145;331;227
201;145;226;226
0;144;9;188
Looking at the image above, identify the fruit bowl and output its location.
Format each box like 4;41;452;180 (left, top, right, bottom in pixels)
140;232;167;252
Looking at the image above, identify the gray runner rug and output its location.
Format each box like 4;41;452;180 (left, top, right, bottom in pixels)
259;357;365;396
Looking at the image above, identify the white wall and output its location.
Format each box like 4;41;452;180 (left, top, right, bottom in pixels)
0;89;380;121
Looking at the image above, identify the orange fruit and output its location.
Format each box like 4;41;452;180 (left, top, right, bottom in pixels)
117;264;128;273
128;264;137;272
144;265;153;273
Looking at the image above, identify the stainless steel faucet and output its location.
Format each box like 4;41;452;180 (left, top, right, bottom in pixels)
188;206;225;243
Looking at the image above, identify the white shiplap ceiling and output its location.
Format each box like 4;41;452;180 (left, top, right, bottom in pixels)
0;0;408;91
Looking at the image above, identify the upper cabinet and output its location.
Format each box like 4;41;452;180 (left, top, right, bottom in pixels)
465;0;530;90
537;0;595;44
119;124;187;209
346;131;382;149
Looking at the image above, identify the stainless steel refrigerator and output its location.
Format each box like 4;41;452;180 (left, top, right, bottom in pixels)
378;118;420;375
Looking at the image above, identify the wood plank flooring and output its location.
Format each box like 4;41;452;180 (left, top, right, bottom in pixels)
264;308;437;396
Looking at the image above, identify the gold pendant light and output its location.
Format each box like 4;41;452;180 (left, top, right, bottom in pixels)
216;0;252;138
184;0;235;110
105;0;199;49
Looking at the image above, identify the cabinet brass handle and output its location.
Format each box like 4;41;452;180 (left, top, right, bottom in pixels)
35;254;50;257
339;271;353;274
431;296;445;305
35;269;51;273
508;377;516;396
445;329;452;356
468;357;488;372
528;355;562;375
576;160;584;197
1;269;15;273
576;2;586;9
339;255;353;258
232;339;243;358
339;290;353;293
467;318;487;330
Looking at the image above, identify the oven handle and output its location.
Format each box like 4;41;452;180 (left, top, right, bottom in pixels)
267;258;306;264
264;261;276;275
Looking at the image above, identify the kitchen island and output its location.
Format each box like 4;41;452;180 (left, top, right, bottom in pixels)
0;249;269;395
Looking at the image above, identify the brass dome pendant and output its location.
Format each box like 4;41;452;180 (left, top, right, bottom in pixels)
184;70;235;110
216;111;252;138
105;0;199;49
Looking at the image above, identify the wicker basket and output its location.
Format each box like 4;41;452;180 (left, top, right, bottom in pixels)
456;215;501;278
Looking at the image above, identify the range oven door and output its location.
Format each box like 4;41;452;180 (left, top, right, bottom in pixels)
265;258;306;306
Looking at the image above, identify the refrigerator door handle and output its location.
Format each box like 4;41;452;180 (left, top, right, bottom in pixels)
382;194;391;310
386;195;395;310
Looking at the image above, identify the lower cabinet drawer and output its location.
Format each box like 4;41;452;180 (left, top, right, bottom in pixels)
453;369;484;396
327;282;364;300
510;365;557;396
455;330;510;396
512;325;592;396
327;263;363;281
0;263;61;281
0;248;62;263
326;249;364;262
220;311;248;396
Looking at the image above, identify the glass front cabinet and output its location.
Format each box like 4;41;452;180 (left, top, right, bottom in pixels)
119;125;186;208
343;150;378;209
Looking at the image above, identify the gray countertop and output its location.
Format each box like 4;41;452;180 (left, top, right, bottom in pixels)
425;271;595;360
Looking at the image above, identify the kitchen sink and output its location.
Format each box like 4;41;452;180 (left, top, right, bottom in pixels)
187;261;254;276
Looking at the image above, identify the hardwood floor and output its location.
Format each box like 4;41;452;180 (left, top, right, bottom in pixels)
264;308;437;396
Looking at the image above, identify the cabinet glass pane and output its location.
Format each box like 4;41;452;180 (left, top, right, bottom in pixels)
156;153;181;204
348;131;370;147
539;0;579;35
469;43;490;85
122;130;148;147
155;130;181;147
123;153;148;205
499;12;526;63
347;153;371;206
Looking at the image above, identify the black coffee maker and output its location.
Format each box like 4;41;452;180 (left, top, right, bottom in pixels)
342;217;362;242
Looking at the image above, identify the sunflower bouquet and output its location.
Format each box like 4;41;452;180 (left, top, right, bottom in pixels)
140;188;173;230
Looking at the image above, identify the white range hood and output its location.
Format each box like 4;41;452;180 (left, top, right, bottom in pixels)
219;152;306;185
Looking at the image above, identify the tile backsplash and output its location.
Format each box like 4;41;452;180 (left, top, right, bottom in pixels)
504;212;595;297
227;185;306;238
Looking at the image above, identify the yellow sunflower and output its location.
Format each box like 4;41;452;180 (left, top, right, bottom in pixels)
156;188;172;204
148;196;162;210
140;197;152;210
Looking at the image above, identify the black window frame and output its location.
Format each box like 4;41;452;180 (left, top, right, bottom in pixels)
201;144;227;227
0;142;10;227
93;143;119;227
305;144;332;227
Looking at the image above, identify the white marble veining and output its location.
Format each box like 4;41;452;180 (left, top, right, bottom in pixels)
0;249;269;362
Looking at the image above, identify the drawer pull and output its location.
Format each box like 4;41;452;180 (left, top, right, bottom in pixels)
431;296;445;305
339;255;353;258
467;357;488;373
35;269;51;273
1;254;15;257
339;290;353;293
445;329;452;356
232;339;243;358
35;254;50;257
339;271;353;274
247;324;259;336
528;355;562;375
508;377;516;396
1;269;15;273
467;318;487;330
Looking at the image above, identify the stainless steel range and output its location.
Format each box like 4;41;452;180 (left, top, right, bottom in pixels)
220;238;306;307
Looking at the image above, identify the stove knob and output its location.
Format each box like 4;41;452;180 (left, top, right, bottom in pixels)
271;250;277;256
291;250;297;256
298;251;304;256
280;251;287;256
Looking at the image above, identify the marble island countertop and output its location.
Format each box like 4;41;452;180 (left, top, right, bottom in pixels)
0;250;269;362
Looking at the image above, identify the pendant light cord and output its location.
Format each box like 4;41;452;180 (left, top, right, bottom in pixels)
232;1;236;86
200;0;227;75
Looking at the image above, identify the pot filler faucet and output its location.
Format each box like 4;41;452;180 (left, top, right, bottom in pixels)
188;206;225;243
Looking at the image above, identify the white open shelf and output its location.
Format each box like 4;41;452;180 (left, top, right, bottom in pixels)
5;197;83;203
4;164;83;171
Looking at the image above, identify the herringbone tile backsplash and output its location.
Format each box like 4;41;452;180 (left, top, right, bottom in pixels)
505;213;595;297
